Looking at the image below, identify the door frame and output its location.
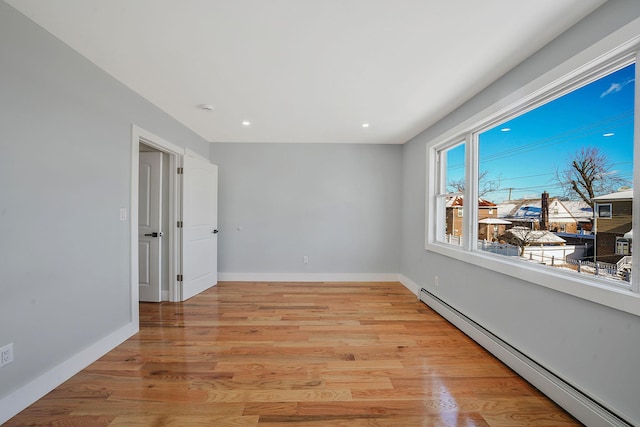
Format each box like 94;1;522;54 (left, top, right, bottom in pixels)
130;125;184;321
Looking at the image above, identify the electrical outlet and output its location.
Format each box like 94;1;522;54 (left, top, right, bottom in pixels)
0;343;14;368
434;275;439;287
303;256;309;264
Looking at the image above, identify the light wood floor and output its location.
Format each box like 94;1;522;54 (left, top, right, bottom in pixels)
7;282;581;426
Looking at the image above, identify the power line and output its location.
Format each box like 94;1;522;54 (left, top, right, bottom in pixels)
448;111;633;170
480;161;633;185
479;111;633;164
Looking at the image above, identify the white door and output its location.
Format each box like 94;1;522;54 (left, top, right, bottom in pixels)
181;153;218;301
139;151;163;302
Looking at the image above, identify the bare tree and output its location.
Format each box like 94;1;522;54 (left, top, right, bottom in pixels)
557;147;627;208
501;226;538;256
448;170;501;197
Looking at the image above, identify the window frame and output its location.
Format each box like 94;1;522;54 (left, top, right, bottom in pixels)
596;203;613;218
434;139;467;245
425;26;640;316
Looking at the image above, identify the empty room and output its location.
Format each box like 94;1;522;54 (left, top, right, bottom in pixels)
1;1;640;426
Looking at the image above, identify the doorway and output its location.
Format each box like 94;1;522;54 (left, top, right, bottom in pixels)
130;126;219;325
130;126;183;316
138;144;169;302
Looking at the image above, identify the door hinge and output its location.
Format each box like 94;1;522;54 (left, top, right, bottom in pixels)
177;274;183;282
177;167;184;174
177;221;183;228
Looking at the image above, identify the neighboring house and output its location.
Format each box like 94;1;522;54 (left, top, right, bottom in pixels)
593;189;633;263
560;200;594;233
502;227;567;246
497;197;592;233
446;196;500;241
501;226;567;257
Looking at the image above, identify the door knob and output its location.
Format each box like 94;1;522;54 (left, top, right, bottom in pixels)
144;232;163;238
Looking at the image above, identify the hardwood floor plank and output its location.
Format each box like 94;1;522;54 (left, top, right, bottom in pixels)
2;415;115;426
390;376;540;397
325;360;404;370
205;388;353;403
106;387;209;404
69;402;246;417
257;414;491;427
5;282;581;426
242;402;299;417
108;415;259;427
188;378;327;391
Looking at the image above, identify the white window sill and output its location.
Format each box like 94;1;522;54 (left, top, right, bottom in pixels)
426;242;640;317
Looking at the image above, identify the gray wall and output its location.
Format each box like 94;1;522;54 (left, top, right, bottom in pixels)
210;143;402;275
0;2;208;404
400;0;640;424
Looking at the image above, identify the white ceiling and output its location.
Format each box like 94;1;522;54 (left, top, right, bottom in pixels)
6;0;606;144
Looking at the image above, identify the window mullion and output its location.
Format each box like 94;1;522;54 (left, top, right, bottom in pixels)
428;146;440;244
464;133;478;252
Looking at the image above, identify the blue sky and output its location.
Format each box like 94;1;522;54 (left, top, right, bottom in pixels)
447;63;635;202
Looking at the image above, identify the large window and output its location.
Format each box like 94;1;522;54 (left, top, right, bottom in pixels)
428;48;639;309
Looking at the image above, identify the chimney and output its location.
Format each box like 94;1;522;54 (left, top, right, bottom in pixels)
541;191;549;231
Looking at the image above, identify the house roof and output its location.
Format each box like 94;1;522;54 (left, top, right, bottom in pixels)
497;199;541;218
496;197;592;222
479;218;512;225
560;200;593;221
592;189;633;201
503;227;567;244
446;196;496;208
497;202;519;218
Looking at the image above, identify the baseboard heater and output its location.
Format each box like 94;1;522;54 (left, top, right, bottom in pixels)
419;288;632;427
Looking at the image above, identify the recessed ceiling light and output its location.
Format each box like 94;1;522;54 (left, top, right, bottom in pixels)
603;132;615;137
198;104;214;112
362;123;370;128
501;127;511;132
242;121;251;126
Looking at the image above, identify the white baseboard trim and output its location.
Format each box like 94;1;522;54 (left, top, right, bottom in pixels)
0;322;138;425
419;288;633;427
218;272;400;283
397;274;420;296
218;272;422;298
